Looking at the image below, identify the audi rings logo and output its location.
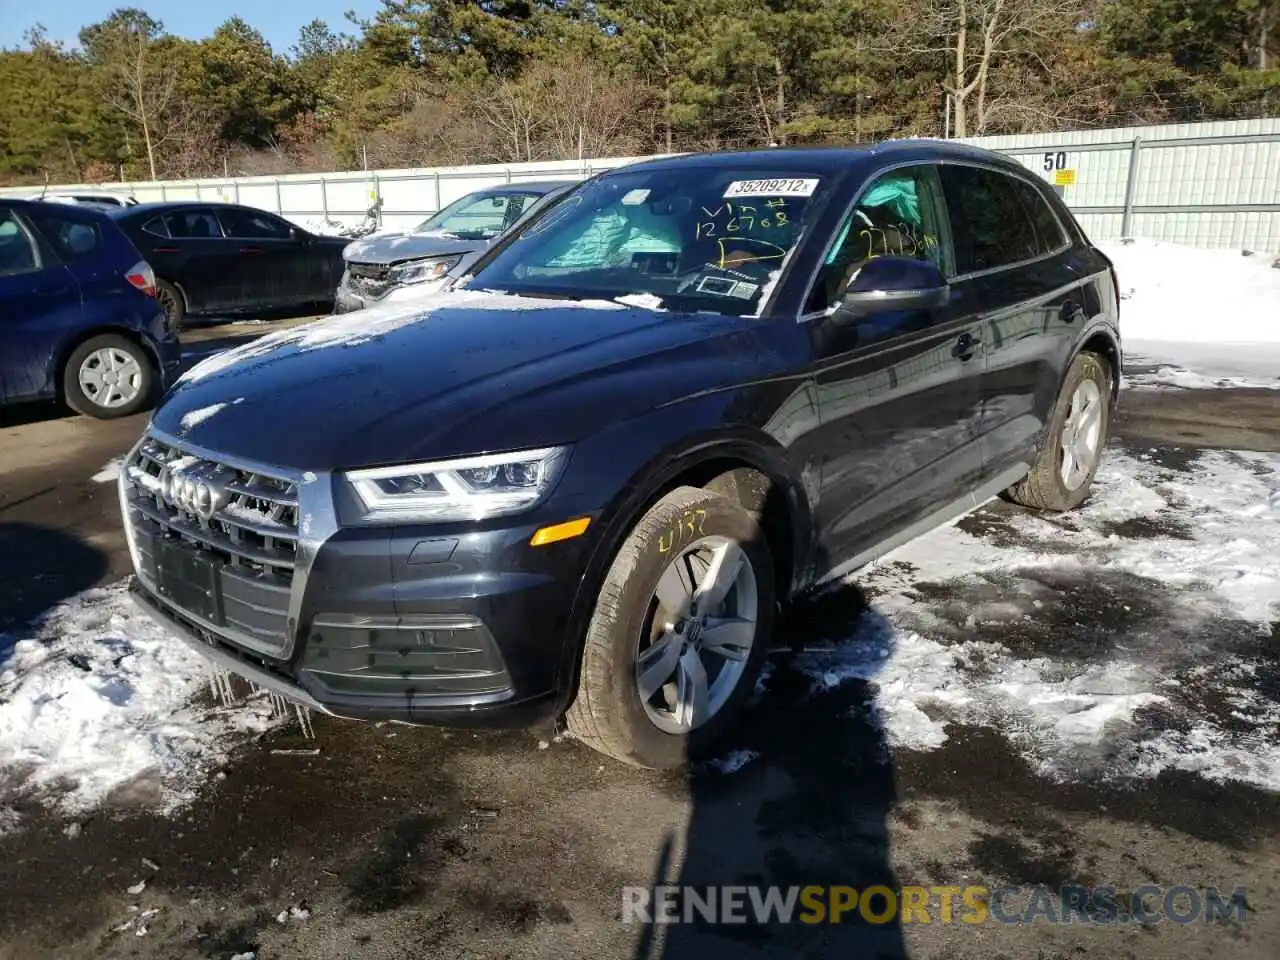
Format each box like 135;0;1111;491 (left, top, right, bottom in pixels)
159;460;231;519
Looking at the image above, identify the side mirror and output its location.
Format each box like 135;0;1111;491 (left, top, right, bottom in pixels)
836;256;950;319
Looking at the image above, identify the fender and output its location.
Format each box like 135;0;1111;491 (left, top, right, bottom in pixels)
546;401;819;713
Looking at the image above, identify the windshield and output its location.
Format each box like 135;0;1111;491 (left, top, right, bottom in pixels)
415;190;545;241
467;168;829;316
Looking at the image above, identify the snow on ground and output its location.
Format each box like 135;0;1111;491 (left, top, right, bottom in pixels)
92;456;124;484
794;445;1280;791
1102;238;1280;388
0;583;283;816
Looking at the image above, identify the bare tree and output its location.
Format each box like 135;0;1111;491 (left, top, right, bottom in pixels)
473;76;544;162
83;11;178;179
898;0;1082;137
518;57;651;160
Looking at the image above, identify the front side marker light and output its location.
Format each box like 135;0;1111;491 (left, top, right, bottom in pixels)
530;517;591;547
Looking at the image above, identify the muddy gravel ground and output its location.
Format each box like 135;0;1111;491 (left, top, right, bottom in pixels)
1;330;1277;960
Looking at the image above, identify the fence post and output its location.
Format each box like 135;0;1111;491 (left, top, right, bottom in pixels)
273;178;283;216
159;182;167;201
233;181;240;204
433;171;441;212
372;174;382;228
320;177;329;222
195;182;202;201
1121;136;1143;237
505;167;512;184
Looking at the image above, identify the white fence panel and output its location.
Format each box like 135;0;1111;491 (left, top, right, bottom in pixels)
3;121;1278;250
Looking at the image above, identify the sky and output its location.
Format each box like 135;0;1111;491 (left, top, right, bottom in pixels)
0;0;387;54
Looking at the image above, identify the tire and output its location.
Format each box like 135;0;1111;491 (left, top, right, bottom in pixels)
156;280;186;330
1006;351;1113;512
63;334;155;419
566;486;775;769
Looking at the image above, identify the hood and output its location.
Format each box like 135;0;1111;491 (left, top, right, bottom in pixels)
155;290;782;471
343;231;486;266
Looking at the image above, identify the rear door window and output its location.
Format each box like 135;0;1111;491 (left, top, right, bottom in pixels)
217;208;293;240
165;210;224;239
0;210;41;277
940;166;1040;275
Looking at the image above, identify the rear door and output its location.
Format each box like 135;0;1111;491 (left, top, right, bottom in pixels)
939;164;1087;481
0;206;81;403
157;207;237;313
805;163;988;575
216;207;309;309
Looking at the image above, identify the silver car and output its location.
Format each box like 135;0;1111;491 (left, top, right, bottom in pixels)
334;180;579;313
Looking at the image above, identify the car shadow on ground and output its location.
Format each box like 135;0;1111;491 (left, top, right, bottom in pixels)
0;522;108;654
637;582;908;959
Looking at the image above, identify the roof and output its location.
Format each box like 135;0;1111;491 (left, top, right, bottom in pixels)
470;179;579;194
107;201;209;219
0;196;116;222
617;139;1018;173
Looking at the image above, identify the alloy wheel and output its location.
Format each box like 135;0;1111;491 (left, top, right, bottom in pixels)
1059;378;1104;490
636;535;760;734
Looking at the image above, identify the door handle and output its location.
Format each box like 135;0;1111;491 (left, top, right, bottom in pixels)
952;332;981;360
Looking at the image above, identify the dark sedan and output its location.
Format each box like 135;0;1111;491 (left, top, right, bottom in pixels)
119;142;1121;769
110;202;348;328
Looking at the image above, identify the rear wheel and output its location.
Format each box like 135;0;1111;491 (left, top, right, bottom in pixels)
155;280;185;330
63;334;154;419
1006;351;1112;512
566;486;774;769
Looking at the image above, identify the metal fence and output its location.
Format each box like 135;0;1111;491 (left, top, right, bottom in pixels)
4;118;1278;250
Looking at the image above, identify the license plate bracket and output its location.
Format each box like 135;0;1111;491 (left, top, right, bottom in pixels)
154;536;225;625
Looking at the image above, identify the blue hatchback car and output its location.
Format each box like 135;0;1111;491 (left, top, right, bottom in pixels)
0;198;180;419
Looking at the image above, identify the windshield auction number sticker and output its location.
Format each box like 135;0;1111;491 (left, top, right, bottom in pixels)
724;178;819;198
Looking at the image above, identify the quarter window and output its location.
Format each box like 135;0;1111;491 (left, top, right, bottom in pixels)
808;166;948;313
141;217;169;239
217;208;293;240
0;210;40;277
941;166;1040;274
1012;178;1069;255
29;213;100;262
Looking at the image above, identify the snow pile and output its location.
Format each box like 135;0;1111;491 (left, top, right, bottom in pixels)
0;583;282;815
1102;238;1280;345
797;447;1280;790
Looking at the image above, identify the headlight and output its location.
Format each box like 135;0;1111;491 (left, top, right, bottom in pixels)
345;446;569;522
388;255;462;285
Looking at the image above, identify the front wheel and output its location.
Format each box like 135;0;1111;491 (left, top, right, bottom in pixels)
566;486;775;769
1006;351;1113;512
63;334;155;419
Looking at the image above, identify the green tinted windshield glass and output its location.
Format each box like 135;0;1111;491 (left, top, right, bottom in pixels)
469;169;828;316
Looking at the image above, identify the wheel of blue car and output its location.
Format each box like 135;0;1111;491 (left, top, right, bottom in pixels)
567;486;774;769
155;279;186;330
63;334;154;419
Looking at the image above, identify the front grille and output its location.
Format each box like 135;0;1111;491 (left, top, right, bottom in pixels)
123;435;299;654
